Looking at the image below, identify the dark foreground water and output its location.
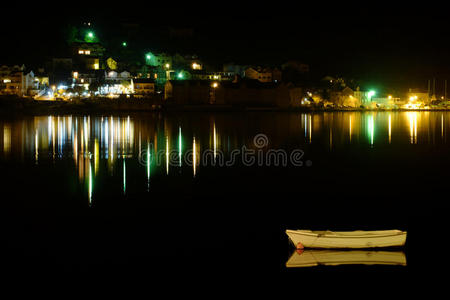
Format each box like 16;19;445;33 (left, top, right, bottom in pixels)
1;112;448;294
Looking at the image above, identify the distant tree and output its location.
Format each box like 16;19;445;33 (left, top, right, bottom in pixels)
64;25;79;45
89;82;100;92
74;85;85;95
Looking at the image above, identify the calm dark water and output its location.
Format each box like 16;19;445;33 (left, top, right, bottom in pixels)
1;112;448;293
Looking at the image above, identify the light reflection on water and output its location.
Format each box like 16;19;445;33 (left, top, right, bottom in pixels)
1;111;450;204
1;112;450;161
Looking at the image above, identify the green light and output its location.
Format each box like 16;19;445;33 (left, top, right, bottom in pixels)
122;42;127;47
144;51;157;66
88;32;94;38
177;73;184;79
368;90;376;99
367;115;375;146
89;161;93;206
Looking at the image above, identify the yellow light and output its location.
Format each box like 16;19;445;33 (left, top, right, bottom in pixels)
73;72;78;79
212;82;218;88
165;63;170;69
94;63;99;70
78;50;84;54
388;95;392;99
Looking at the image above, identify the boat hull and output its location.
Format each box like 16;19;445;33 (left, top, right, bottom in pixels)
286;230;407;249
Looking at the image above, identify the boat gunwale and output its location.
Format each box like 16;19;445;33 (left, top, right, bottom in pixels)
286;230;407;239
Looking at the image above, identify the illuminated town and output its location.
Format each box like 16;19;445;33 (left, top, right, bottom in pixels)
2;21;450;111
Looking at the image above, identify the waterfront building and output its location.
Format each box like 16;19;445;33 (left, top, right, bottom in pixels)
190;70;234;81
223;63;247;77
99;70;133;95
133;78;155;96
244;67;282;83
353;87;371;106
0;65;36;96
406;88;429;107
329;86;357;107
72;42;105;71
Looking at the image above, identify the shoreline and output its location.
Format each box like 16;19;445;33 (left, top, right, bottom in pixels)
1;96;450;115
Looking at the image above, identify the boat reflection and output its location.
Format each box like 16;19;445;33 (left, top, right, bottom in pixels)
286;250;407;268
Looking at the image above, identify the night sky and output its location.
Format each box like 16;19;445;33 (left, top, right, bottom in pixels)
2;2;450;90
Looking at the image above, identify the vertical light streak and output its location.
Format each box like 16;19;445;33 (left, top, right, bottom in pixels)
309;115;312;143
388;114;391;144
58;117;62;155
110;116;114;162
83;117;88;152
329;127;333;150
3;125;11;155
166;135;169;175
304;114;307;138
74;133;78;166
414;114;417;144
408;113;417;144
127;116;131;150
105;119;109;149
193;137;197;177
94;139;99;175
80;128;84;156
88;158;93;206
48;116;52;145
368;115;374;146
213;123;217;159
349;115;352;142
52;118;55;158
147;143;151;190
121;119;125;156
138;131;142;161
178;127;182;167
35;129;38;163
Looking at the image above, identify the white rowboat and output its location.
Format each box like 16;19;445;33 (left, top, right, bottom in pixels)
286;229;407;249
286;250;407;267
